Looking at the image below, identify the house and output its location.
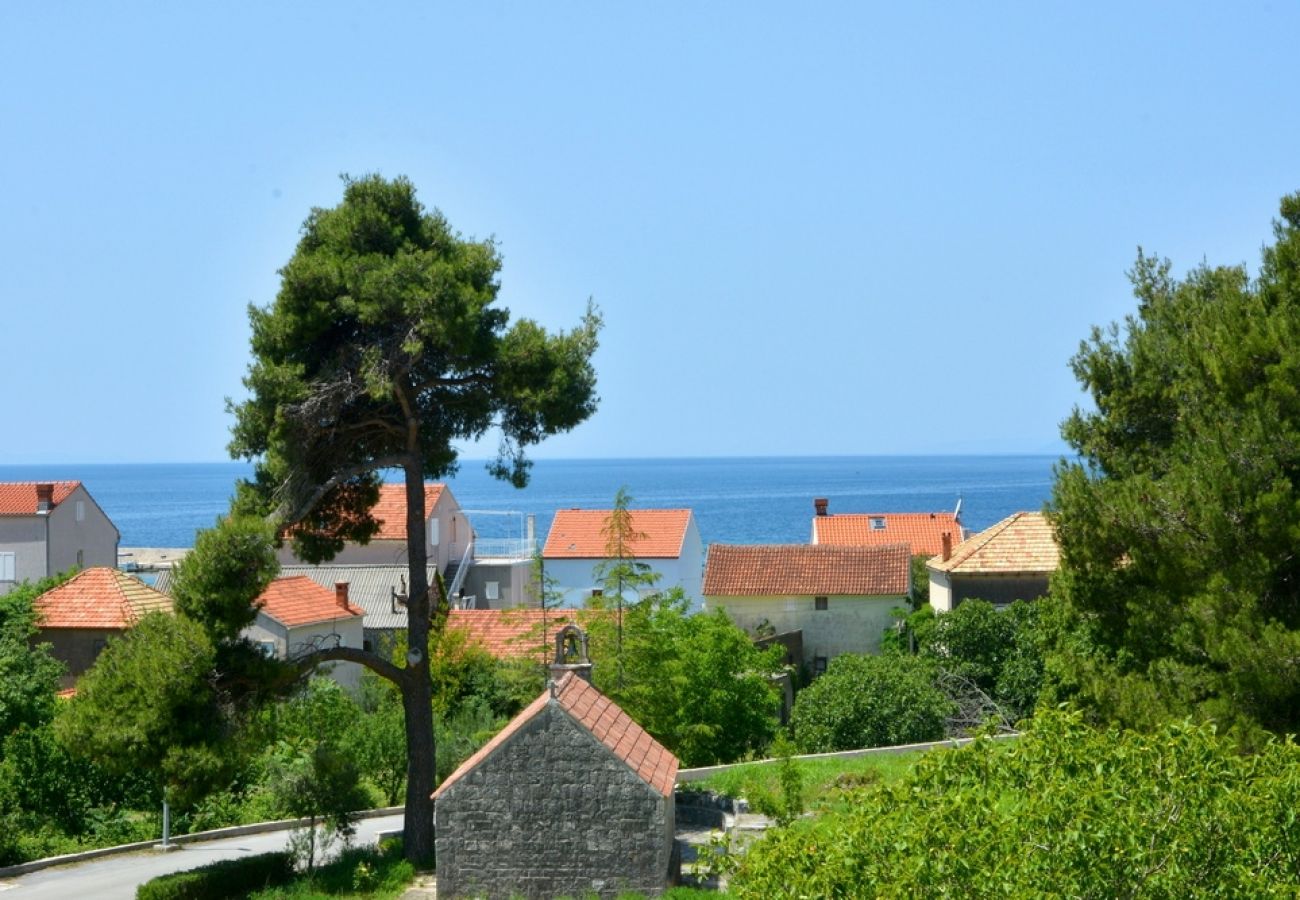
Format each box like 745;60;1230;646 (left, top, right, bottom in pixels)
278;483;537;611
32;567;172;688
927;511;1059;612
244;576;366;690
277;483;473;574
703;543;911;673
542;508;704;608
433;668;678;899
810;497;966;557
0;481;119;595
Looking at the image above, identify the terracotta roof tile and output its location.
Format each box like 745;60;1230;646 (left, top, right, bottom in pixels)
813;512;966;556
543;509;693;559
444;609;604;660
256;576;365;628
371;483;446;541
434;673;679;801
703;543;911;596
928;511;1059;574
0;481;80;516
35;567;173;629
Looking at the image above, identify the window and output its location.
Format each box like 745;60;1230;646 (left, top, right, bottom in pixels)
590;588;603;599
814;596;828;611
77;549;84;568
257;641;277;658
485;581;500;602
869;516;886;530
813;656;829;676
428;517;440;547
0;552;14;582
76;500;85;522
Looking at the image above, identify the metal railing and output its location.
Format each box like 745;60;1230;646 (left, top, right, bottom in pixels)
446;537;474;600
472;537;537;559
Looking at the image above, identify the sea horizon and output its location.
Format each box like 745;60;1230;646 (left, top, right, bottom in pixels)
0;455;1063;550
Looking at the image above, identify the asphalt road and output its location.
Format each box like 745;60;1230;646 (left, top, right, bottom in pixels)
0;814;405;899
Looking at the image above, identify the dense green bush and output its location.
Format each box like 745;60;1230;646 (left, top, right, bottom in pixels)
734;709;1300;897
135;852;294;900
790;653;952;752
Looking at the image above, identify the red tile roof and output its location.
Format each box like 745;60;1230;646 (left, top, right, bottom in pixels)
445;609;606;660
256;576;365;628
928;512;1059;574
813;512;965;556
0;481;80;516
434;672;678;801
543;509;693;559
35;567;173;629
704;543;911;596
372;483;447;541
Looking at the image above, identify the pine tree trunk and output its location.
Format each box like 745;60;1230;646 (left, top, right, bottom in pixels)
401;460;437;866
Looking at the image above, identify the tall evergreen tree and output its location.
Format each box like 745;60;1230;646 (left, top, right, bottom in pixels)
228;174;601;861
1049;192;1300;742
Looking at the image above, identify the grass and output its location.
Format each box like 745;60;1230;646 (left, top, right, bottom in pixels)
247;840;415;900
685;749;925;816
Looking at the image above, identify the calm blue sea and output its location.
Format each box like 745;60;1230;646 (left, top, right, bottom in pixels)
0;456;1060;549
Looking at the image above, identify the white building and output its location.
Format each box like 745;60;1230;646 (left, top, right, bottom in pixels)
541;508;704;608
244;575;366;691
0;481;119;595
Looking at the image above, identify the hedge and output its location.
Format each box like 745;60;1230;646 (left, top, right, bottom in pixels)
136;851;294;900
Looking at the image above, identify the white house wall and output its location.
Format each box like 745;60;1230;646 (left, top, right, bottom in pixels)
0;516;47;595
543;556;701;610
705;594;905;665
46;485;118;576
243;613;365;693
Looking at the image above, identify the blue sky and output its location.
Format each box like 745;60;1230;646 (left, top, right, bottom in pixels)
2;3;1296;463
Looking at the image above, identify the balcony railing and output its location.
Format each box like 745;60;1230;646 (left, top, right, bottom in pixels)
473;538;537;560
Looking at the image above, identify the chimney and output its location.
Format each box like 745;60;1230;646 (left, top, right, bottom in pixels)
35;483;54;514
814;498;829;517
941;532;952;562
335;581;350;610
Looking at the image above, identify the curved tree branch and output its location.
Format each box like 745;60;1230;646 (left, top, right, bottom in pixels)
292;644;406;685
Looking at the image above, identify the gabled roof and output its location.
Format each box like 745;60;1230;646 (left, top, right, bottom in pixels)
927;511;1059;574
813;512;965;556
35;567;173;629
434;672;678;801
543;509;693;559
371;483;448;541
704;543;911;597
0;481;80;516
255;575;365;628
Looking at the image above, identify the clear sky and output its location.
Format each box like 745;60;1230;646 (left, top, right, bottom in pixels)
2;3;1296;463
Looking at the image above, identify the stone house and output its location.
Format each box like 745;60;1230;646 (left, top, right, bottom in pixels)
32;567;172;688
703;543;911;674
810;497;966;557
927;511;1059;612
433;669;679;899
542;508;704;608
0;481;119;596
243;576;366;691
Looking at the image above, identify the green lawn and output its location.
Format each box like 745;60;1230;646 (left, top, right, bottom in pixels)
684;749;925;817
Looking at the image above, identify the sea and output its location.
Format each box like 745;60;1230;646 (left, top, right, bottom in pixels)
0;456;1061;549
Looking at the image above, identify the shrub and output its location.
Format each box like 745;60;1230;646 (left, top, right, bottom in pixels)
733;709;1300;898
790;654;952;753
136;852;293;900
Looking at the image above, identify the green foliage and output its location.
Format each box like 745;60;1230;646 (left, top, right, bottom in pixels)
56;612;231;805
171;516;279;643
590;591;783;766
908;554;930;609
1050;193;1300;741
790;653;952;753
135;852;294;900
733;709;1300;898
0;573;69;736
247;840;414;900
349;675;406;806
228;172;602;555
435;698;507;785
689;750;921;812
